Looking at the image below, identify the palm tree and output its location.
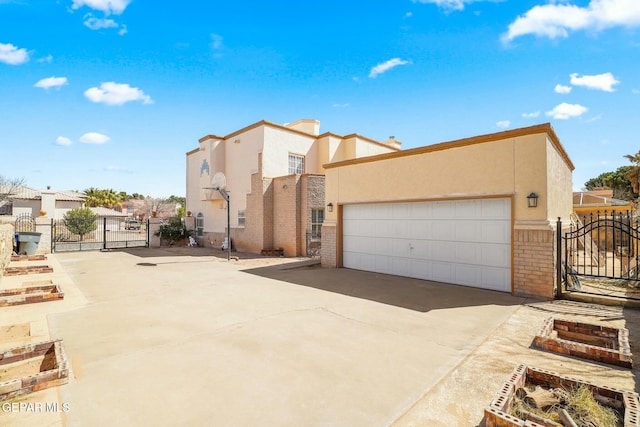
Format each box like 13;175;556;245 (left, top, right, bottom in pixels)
624;151;640;194
83;188;123;208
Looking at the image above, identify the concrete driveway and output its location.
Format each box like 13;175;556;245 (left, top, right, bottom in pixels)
36;249;522;426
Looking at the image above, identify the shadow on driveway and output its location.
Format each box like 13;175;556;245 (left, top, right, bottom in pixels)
243;262;524;313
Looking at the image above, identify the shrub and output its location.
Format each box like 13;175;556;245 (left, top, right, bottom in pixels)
63;208;97;241
155;217;193;244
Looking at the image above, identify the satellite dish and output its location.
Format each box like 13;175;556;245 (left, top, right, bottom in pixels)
211;172;227;190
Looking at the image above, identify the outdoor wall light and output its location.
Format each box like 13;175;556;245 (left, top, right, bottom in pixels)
527;192;539;208
327;203;333;212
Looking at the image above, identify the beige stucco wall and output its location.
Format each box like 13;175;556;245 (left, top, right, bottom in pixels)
186;119;400;254
321;125;574;298
262;127;317;177
545;137;574;223
272;175;301;256
324;132;570;225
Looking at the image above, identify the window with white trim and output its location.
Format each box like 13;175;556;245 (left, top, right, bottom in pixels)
288;153;305;175
237;209;245;227
196;213;204;237
311;209;324;238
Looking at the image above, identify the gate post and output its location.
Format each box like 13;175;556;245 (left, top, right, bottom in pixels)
103;217;107;251
556;217;562;299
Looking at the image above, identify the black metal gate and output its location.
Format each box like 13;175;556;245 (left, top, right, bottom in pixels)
14;213;35;232
557;211;640;299
52;217;149;252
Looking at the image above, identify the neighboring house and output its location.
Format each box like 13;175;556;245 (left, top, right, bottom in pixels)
320;123;574;300
186;119;401;256
0;185;86;219
573;190;634;218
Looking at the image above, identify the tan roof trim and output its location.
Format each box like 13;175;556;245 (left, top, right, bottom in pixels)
197;120;400;152
317;132;400;152
186;147;199;156
197;134;225;143
324;123;574;170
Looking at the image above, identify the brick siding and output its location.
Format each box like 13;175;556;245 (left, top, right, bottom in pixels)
513;228;556;299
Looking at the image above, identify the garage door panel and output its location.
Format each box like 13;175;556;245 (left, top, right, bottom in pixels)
480;244;510;268
432;261;454;283
342;199;511;292
480;221;511;243
409;220;429;239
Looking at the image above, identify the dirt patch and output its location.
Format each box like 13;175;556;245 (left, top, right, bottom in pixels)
0;323;30;342
0;355;47;382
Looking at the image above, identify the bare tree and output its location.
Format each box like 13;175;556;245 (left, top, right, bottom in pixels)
142;196;171;218
0;175;26;212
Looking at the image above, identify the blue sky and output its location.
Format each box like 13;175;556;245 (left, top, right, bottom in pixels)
1;0;638;198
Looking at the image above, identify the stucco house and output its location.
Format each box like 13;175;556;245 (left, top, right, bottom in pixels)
320;123;574;299
0;186;86;219
573;189;633;218
186;119;401;255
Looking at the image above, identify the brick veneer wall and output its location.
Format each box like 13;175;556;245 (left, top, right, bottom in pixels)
320;223;337;267
513;227;556;299
0;223;14;275
273;175;301;256
300;175;325;256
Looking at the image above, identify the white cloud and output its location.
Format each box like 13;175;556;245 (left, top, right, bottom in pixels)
71;0;130;15
570;72;619;92
79;132;110;144
37;54;53;63
554;84;572;94
522;111;540;118
84;82;153;106
34;76;68;90
496;120;511;128
633;89;640;95
546;102;588;119
332;103;350;108
503;0;640;42
0;42;29;65
210;33;223;50
84;16;118;30
405;12;413;17
118;24;127;36
369;58;410;78
412;0;492;11
55;136;72;146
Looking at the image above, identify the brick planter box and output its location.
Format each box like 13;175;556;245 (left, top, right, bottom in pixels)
0;340;69;401
3;265;53;276
0;282;63;307
484;364;640;426
10;254;47;262
533;317;632;368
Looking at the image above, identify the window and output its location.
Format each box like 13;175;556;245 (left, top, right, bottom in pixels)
311;209;324;238
196;212;204;237
288;153;305;175
237;210;245;227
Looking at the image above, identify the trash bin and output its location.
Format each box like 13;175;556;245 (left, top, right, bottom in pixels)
17;232;42;255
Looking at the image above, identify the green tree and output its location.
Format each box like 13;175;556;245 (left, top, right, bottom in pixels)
624;151;640;195
64;208;97;241
155;217;192;244
166;195;186;205
584;166;637;200
83;188;123;208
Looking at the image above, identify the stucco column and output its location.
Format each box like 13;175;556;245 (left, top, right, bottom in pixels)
35;215;52;254
149;218;163;248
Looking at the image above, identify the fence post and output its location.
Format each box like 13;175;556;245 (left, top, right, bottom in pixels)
103;217;107;251
556;217;562;299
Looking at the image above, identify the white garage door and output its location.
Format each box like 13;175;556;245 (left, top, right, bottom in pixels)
342;198;511;292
